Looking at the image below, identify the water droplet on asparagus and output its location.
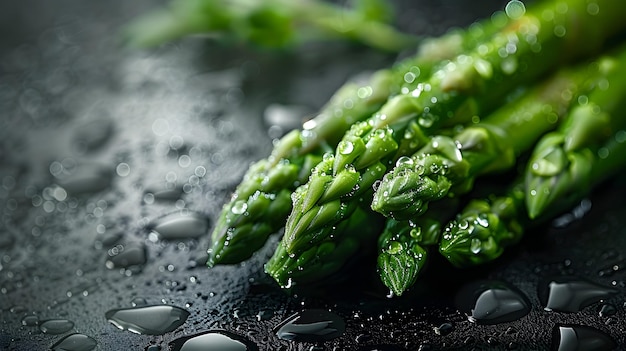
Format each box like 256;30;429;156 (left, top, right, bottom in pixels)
105;305;190;335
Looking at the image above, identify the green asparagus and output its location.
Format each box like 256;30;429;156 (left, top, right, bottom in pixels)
122;0;416;52
439;182;526;268
525;47;626;218
371;63;595;220
208;22;500;266
265;207;385;288
441;119;626;269
377;200;455;296
282;0;626;256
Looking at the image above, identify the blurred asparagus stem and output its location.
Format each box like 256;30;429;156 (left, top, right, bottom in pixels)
122;0;417;51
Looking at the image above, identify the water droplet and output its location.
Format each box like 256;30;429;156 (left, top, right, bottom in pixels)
105;243;147;269
274;309;345;342
50;333;97;351
21;315;39;326
40;319;75;334
505;0;526;19
386;241;403;255
144;183;183;202
116;163;131;177
105;305;190;335
338;140;355;155
53;162;113;195
148;211;210;240
73;118;115;152
417;114;434;128
395;156;414;167
433;322;453;336
551;324;617;351
538;276;618;312
231;200;248;215
455;280;530;325
169;330;259;351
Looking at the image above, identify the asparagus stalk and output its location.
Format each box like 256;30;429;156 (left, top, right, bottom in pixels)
265;207;385;288
377;200;456;296
122;0;417;51
441;121;626;268
439;181;526;267
371;63;594;220
208;22;500;266
525;47;626;218
282;0;626;255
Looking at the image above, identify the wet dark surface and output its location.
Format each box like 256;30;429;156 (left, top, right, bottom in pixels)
0;1;625;350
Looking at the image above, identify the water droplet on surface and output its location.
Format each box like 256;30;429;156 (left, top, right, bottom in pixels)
148;211;209;240
105;243;147;269
551;324;617;351
53;162;113;195
50;333;97;351
73;118;114;151
433;322;453;336
538;276;618;312
21;315;39;326
144;183;184;202
105;305;190;335
169;330;258;351
274;309;346;342
456;280;530;324
40;319;75;334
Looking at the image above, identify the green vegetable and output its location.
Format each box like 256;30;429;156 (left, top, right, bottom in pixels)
371;63;595;220
439;181;526;267
122;0;416;51
281;0;626;257
208;23;499;266
265;207;385;288
377;200;456;296
525;47;626;218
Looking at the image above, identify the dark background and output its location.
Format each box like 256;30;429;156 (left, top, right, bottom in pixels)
0;0;625;350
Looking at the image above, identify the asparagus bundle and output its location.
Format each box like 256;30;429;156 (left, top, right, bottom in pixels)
123;0;416;51
207;20;501;266
370;61;597;220
281;0;625;258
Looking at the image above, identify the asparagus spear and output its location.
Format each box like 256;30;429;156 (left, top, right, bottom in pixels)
122;0;416;52
282;0;626;254
265;207;385;288
439;182;526;267
525;48;626;218
208;22;500;266
377;200;455;296
371;49;620;221
441;121;626;268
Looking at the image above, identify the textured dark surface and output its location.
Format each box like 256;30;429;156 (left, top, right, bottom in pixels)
0;1;625;350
